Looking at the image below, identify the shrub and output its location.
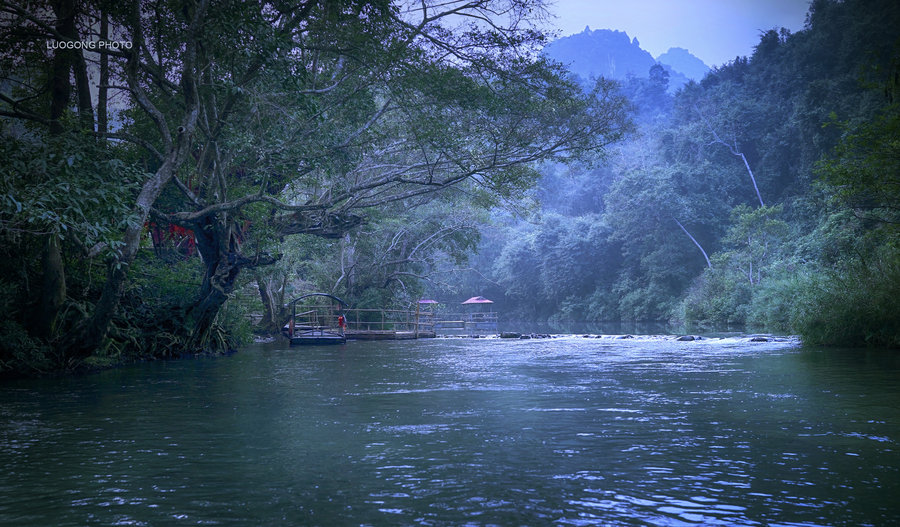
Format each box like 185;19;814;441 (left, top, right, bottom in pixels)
679;267;752;331
792;248;900;348
0;320;52;376
746;270;812;334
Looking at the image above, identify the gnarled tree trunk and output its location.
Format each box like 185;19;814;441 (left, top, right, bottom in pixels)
255;274;289;334
185;214;277;351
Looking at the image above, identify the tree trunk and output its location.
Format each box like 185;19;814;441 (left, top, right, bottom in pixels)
97;10;109;135
695;106;765;207
255;275;287;333
73;50;94;129
673;217;712;269
185;260;235;351
186;213;282;347
30;0;76;339
186;258;240;350
257;275;276;329
185;216;241;351
28;236;66;338
739;152;765;208
263;273;290;333
64;150;190;357
58;0;206;359
48;0;75;134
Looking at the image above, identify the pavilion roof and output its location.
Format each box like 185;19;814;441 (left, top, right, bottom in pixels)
461;296;493;304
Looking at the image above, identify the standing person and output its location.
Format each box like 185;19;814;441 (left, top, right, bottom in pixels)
337;314;346;336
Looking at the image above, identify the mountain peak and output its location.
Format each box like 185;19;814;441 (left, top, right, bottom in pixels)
542;28;653;82
542;29;710;91
656;47;710;81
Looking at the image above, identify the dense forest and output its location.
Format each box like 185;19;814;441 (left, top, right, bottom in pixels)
431;0;900;346
1;0;898;376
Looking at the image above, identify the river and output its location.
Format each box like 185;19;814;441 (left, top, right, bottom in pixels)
1;336;898;526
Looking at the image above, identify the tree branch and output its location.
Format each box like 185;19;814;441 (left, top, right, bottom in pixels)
673;217;712;269
695;105;765;207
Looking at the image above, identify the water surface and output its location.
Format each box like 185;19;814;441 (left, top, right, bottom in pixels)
1;336;898;525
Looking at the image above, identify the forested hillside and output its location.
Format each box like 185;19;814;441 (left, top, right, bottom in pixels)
429;0;900;346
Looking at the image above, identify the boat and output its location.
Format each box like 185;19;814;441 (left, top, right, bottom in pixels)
289;327;346;346
284;293;349;346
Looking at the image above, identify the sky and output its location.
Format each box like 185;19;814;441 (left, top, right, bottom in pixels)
545;0;812;67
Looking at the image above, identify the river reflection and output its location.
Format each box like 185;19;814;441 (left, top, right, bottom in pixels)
1;336;898;526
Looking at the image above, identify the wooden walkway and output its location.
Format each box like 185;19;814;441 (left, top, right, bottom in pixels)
343;309;498;339
345;329;434;340
272;303;498;341
343;308;436;340
433;312;498;334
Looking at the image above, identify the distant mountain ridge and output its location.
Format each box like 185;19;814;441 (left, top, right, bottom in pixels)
543;27;655;81
542;27;709;92
656;47;710;82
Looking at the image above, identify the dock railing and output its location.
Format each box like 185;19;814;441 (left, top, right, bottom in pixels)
332;307;436;338
433;312;498;333
279;304;496;339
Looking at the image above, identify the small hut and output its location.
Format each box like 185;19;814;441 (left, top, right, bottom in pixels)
461;296;497;331
462;296;493;308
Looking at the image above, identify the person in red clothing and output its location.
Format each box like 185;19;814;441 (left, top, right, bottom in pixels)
337;314;346;336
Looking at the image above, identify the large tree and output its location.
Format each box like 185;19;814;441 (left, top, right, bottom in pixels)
1;0;630;364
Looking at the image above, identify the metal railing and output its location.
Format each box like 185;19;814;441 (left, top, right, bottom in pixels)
345;308;435;335
281;304;497;337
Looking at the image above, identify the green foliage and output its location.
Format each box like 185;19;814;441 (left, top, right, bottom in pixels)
603;164;717;320
492;230;541;302
746;271;812;333
1;0;897;375
718;204;790;285
0;133;143;251
0;129;149;373
817;103;900;231
331;198;485;309
107;257;202;359
0;0;637;374
0;319;52;376
786;45;900;347
451;0;900;345
680;266;753;330
130;257;202;311
217;296;254;347
85;255;256;360
490;212;623;322
792;247;900;348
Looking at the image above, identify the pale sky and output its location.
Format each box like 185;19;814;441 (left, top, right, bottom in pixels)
545;0;811;67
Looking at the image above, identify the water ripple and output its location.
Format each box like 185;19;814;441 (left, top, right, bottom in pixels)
0;338;898;526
